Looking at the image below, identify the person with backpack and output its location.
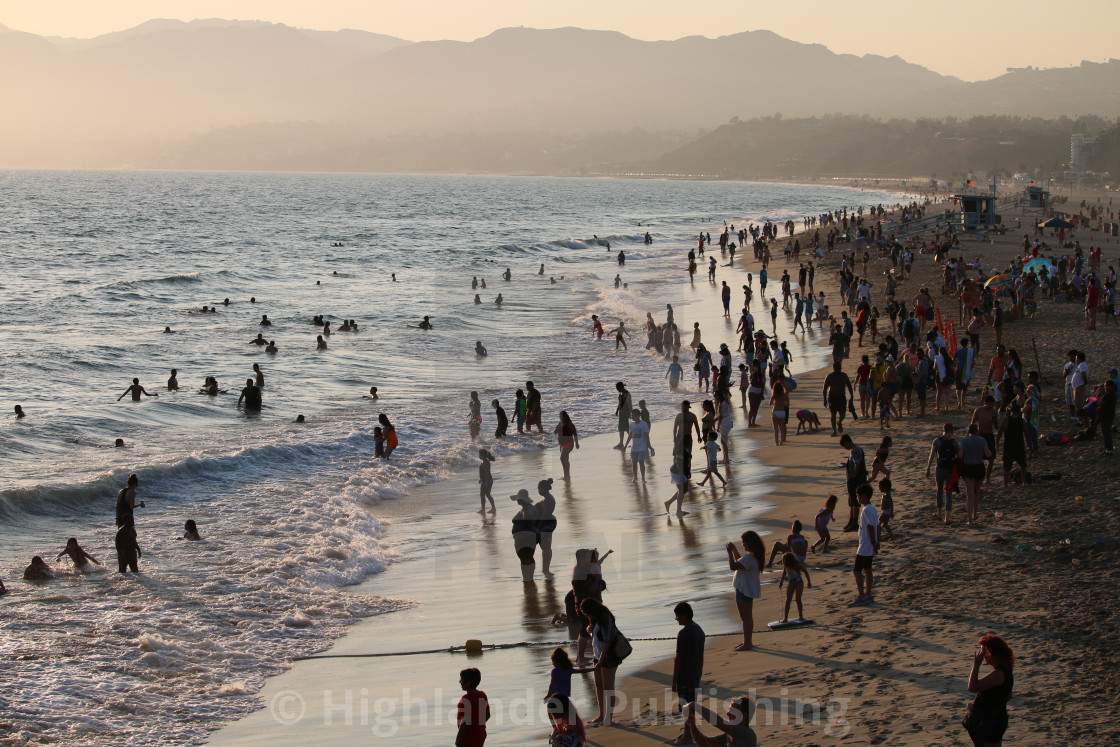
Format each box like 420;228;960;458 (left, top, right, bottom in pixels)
926;423;959;524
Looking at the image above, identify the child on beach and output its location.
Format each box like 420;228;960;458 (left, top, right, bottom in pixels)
456;668;490;747
696;432;726;486
55;538;100;570
665;452;689;516
811;495;838;554
768;520;809;567
777;552;812;624
589;548;612;579
514;389;528;434
666;356;683;390
544;648;591;701
373;426;386;458
870;436;892;481
877;385;892;429
492;399;508;438
879;478;895;540
478;449;496;513
637;400;655;457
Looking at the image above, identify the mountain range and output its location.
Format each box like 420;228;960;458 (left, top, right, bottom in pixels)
1;19;1118;169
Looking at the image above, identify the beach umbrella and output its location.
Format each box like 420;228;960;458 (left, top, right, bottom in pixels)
1040;217;1074;229
985;274;1014;290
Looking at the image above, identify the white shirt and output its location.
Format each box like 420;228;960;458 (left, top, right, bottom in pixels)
733;554;761;598
857;503;880;557
1073;362;1089;389
629;421;650;453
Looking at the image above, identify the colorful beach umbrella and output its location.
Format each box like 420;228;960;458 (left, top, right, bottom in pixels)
985;274;1014;290
1023;258;1049;274
1040;217;1074;229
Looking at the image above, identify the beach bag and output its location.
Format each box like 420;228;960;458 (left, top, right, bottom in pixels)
610;629;633;662
937;437;957;468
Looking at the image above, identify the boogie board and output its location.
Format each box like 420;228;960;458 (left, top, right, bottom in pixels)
768;619;814;630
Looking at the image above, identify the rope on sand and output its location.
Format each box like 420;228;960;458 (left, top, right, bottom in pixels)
295;630;771;661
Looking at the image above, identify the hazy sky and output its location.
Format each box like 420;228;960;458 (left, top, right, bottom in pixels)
2;0;1117;81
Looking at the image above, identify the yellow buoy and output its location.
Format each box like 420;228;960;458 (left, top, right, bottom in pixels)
464;639;483;652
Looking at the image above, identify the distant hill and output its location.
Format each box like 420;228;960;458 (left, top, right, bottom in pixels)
650;114;1118;180
1;21;1119;169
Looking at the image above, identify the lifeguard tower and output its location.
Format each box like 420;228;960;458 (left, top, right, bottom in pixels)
954;193;1000;237
1024;185;1050;213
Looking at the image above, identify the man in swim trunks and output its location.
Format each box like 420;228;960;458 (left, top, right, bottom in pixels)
117;378;158;402
238;378;262;410
823;362;854;437
970;395;999;483
673;400;702;480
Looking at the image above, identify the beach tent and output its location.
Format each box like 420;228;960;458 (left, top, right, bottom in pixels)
1040;217;1075;229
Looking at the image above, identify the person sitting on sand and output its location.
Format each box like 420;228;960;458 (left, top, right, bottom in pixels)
767;520;809;567
24;556;54;581
56;538;100;570
680;698;757;747
183;520;201;541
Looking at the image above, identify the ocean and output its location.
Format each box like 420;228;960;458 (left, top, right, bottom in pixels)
0;171;902;744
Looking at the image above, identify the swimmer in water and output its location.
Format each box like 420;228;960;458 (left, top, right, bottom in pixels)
472;276;479;289
295;414;305;423
392;273;397;281
181;520;202;541
14;405;25;418
265;340;278;353
316;335;327;350
322;321;331;336
118;378;158;402
115;438;125;447
474;294;482;304
539;264;544;275
367;387;379;400
480;278;487;289
550;277;556;284
419;316;433;329
503;268;512;281
259;315;271;326
168;369;179;391
223;298;230;306
163;326;174;333
202;376;219;395
23;556;53;582
495;294;503;305
238;379;262;410
476;341;488;356
56;538;100;570
250;297;256;303
252;363;264;387
250;333;266;346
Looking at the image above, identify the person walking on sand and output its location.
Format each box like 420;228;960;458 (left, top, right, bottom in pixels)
671;601;705;745
727;531;764;651
628;408;650;482
823;362;854;437
579;598;623;725
695;432;726;486
839;434;867;532
852;483;879;605
118;378;158;402
926;423;959;524
534;478;557;576
963;634;1015;747
554;411;579;480
959;423;992;525
769;381;790;445
613;382;632;449
525;381;544;433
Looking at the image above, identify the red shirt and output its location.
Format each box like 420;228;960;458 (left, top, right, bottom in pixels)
1088;284;1100;307
856;364;872;385
457;690;489;747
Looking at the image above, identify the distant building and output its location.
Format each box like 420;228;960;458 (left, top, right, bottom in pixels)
1070;134;1099;171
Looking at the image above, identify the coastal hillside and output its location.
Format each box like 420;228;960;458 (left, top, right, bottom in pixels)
2;20;1119;169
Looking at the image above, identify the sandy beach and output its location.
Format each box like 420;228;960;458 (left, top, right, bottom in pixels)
211;189;1120;747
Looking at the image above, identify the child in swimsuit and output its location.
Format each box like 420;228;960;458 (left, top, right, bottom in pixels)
811;495;838;554
878;477;895;540
777;552;812;624
373;427;385;458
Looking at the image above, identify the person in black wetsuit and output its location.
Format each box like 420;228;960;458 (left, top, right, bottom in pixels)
964;634;1014;747
238;379;263;410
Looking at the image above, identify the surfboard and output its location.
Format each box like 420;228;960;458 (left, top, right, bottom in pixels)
768;619;814;630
